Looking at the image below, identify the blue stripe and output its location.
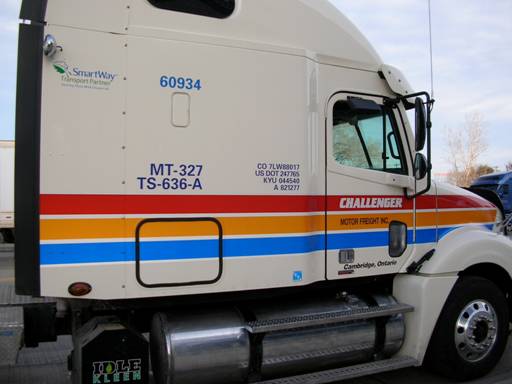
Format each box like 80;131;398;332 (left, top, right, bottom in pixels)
415;228;437;244
41;235;326;265
437;224;493;241
39;230;413;265
40;225;491;265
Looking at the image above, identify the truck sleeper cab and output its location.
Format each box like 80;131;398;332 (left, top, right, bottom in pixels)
14;1;512;383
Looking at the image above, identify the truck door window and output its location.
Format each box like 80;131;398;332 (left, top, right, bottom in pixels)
332;101;406;174
147;0;235;19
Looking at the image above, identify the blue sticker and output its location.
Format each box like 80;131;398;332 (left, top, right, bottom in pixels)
293;271;303;282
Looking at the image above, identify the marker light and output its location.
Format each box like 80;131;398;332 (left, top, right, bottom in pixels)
389;221;407;258
68;282;92;297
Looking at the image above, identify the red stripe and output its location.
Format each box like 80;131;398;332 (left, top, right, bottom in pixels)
416;195;495;210
40;194;495;215
436;195;495;210
415;195;436;210
40;194;326;215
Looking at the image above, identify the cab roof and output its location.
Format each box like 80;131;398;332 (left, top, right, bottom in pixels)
46;0;383;69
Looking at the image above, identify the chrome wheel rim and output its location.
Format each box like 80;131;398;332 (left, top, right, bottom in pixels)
455;300;498;362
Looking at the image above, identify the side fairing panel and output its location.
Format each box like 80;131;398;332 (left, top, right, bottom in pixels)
39;23;325;299
39;25;128;298
122;37;324;298
40;26;126;195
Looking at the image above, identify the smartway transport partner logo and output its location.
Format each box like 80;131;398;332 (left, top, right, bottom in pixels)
52;61;118;91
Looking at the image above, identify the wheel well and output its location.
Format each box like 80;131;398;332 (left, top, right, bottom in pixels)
459;263;512;322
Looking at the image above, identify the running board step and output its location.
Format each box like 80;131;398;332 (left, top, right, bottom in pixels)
246;303;413;334
254;356;418;384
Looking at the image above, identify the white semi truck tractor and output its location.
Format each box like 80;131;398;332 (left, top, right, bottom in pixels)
14;1;512;383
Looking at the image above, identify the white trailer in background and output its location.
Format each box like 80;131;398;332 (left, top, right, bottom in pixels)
0;140;14;243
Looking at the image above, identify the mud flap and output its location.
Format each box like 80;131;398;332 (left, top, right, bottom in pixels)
72;316;148;384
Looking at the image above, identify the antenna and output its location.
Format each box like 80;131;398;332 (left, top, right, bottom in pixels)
428;0;435;98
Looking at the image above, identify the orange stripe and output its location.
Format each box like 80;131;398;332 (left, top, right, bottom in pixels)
40;209;496;241
40;216;326;240
416;211;437;227
327;213;413;231
40;213;414;240
416;209;496;227
437;210;496;226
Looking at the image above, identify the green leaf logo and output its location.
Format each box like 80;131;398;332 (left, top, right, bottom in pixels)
53;64;66;74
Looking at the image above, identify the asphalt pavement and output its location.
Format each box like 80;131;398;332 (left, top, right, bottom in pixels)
0;244;511;384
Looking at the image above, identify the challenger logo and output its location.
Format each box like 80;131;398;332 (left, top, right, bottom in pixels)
339;197;403;209
52;60;118;91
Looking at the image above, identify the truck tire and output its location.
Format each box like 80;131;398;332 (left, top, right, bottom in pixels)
424;276;509;381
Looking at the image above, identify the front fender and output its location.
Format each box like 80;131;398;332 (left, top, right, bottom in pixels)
395;225;512;363
420;225;512;276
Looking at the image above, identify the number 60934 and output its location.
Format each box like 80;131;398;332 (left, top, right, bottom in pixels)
160;76;202;91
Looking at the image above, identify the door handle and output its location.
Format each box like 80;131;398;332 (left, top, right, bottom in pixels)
338;249;355;264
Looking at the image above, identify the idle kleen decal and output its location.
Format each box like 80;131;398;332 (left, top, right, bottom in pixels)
92;359;141;383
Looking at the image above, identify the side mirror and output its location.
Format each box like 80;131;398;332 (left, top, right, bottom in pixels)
415;97;426;151
414;153;428;180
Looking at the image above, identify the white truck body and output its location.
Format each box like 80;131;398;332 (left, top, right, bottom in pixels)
35;0;501;301
13;1;512;383
0;141;14;232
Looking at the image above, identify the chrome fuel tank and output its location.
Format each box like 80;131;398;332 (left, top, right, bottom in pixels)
150;308;250;384
150;295;405;384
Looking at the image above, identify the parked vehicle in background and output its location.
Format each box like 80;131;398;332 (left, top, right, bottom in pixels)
0;141;14;243
472;171;512;215
472;172;512;233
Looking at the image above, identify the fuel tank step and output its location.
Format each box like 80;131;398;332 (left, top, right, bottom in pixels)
246;303;414;334
253;356;418;384
151;295;413;384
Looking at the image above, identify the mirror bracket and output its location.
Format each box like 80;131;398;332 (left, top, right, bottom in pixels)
389;92;435;199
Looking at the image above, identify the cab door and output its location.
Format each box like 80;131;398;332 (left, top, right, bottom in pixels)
325;93;415;280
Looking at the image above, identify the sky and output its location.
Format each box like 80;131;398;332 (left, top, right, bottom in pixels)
0;1;511;174
329;0;512;175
